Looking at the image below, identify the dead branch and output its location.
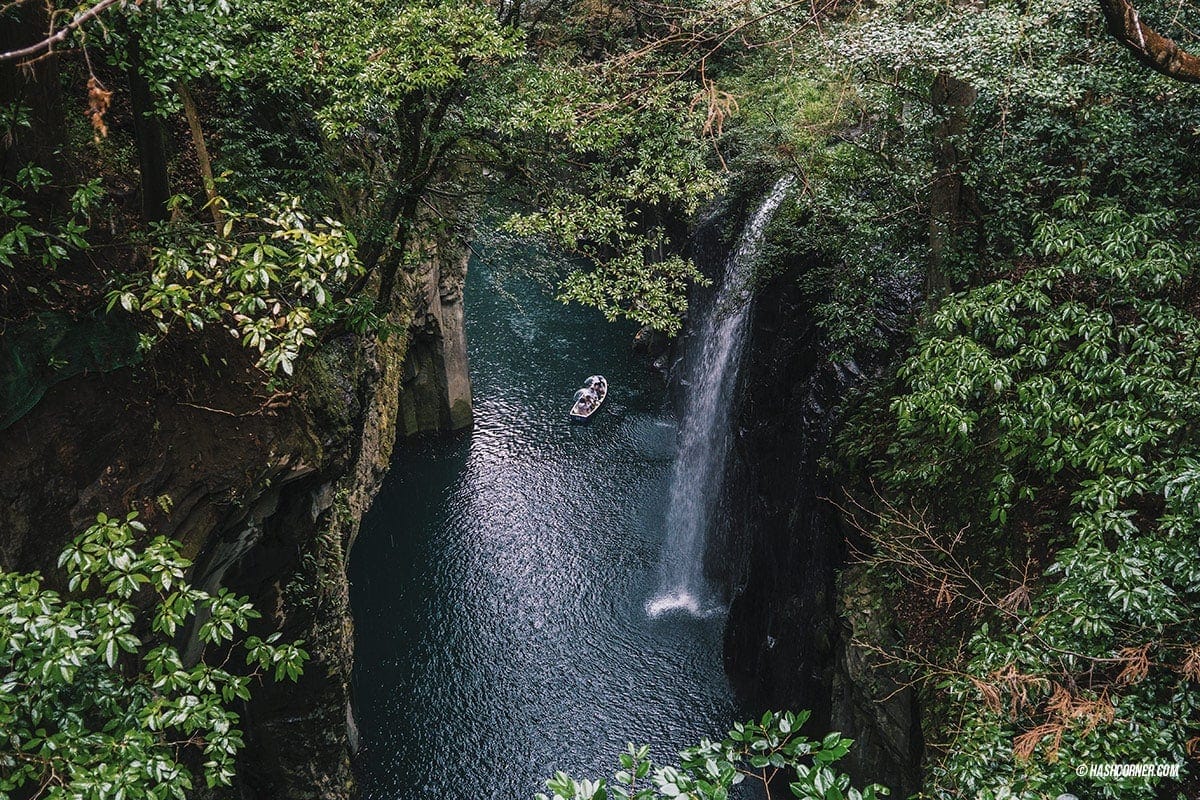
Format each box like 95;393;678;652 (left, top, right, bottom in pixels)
177;391;292;418
833;486;1008;617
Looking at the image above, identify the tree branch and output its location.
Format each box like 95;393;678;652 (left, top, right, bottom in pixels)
0;0;123;63
1099;0;1200;83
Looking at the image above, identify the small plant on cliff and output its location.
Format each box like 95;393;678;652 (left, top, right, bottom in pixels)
539;710;886;800
0;511;308;798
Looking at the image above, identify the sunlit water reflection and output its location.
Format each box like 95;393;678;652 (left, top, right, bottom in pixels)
350;258;738;800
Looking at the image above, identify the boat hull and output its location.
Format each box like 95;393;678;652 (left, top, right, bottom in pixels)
569;377;607;422
569;403;603;423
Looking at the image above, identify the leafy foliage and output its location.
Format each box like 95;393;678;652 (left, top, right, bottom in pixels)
0;512;307;798
539;711;886;800
107;195;364;375
0;166;100;272
847;198;1200;797
112;0;244;114
492;56;725;332
730;0;1200;349
211;0;751;332
6;0;774;362
678;0;1200;792
0;106;103;273
235;0;519;140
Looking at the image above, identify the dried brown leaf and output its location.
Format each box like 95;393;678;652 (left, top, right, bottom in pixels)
1116;643;1151;686
1013;723;1064;762
1182;643;1200;683
86;76;112;140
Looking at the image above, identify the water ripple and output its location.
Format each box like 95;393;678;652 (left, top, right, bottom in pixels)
350;265;737;800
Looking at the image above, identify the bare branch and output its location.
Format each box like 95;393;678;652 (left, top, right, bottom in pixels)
0;0;123;64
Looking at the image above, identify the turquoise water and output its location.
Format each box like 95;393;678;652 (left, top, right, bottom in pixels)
349;258;737;799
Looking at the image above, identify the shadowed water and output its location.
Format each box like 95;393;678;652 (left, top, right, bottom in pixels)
648;177;795;619
350;258;737;800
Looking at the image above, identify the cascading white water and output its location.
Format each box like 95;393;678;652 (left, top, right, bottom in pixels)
647;176;795;619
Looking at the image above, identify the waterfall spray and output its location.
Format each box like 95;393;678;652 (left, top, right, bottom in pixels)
647;176;795;619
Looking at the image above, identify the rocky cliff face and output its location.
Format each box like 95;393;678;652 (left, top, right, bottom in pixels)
0;229;473;798
396;210;474;437
695;199;922;794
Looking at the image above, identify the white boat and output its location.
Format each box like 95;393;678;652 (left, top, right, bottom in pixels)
569;375;607;423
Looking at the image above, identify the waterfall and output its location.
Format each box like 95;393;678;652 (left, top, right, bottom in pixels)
647;176;795;619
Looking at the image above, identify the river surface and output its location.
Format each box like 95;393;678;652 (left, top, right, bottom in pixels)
350;257;738;800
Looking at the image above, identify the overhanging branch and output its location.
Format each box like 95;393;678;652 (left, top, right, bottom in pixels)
1099;0;1200;83
0;0;122;63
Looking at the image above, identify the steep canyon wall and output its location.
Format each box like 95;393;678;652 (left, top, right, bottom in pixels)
689;194;923;795
0;219;473;799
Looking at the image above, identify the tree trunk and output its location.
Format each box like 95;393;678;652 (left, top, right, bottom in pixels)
178;82;222;229
927;72;977;302
126;33;171;224
1099;0;1200;82
375;191;421;304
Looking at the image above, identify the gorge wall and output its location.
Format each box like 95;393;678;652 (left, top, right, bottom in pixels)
396;209;475;437
0;222;473;799
692;190;923;795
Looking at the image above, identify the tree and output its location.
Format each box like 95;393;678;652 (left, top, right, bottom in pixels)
228;0;741;331
0;512;308;799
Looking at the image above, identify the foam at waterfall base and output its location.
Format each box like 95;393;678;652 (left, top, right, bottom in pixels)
647;177;794;625
645;589;724;620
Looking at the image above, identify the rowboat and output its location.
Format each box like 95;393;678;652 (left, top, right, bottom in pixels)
569;375;607;423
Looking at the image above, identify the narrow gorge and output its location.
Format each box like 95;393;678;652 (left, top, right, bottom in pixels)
346;179;920;798
5;1;1198;797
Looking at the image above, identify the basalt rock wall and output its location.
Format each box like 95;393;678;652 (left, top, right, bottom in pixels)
692;189;922;795
396;207;474;437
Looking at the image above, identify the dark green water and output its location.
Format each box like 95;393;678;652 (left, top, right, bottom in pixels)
350;258;738;799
